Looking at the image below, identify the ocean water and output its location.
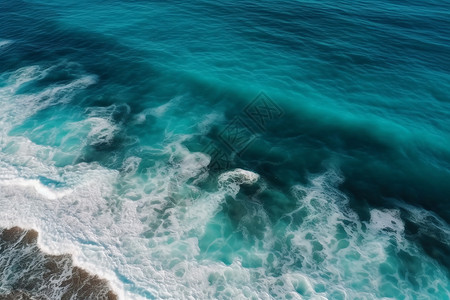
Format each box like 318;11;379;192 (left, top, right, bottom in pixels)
0;0;449;299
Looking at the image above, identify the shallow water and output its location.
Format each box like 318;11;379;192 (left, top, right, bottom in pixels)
0;0;449;299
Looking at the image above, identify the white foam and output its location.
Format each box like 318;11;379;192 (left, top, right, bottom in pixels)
0;178;72;200
133;96;183;124
0;65;97;130
1;143;449;299
196;112;224;134
85;117;119;146
280;169;450;299
0;64;98;171
148;95;182;118
369;209;404;233
0;39;13;49
1;64;449;299
121;156;142;176
178;151;210;179
218;168;260;196
0;64;128;296
392;199;450;245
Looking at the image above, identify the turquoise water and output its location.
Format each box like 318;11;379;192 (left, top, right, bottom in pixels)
0;0;449;299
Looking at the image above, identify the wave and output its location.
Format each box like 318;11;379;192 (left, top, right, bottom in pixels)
0;39;13;49
0;61;448;299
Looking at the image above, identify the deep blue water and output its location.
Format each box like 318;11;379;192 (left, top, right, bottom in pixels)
0;0;449;299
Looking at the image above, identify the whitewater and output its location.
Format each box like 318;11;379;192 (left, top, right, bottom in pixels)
1;0;449;299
